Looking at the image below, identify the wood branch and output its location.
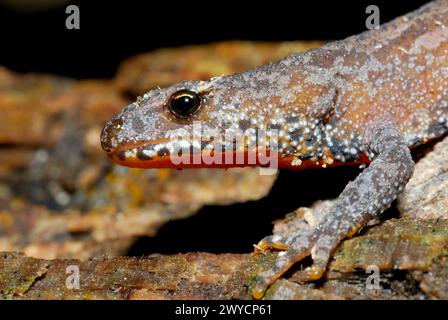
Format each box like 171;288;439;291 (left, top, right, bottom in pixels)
1;215;448;299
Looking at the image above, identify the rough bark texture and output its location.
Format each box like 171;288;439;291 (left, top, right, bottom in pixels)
1;216;447;299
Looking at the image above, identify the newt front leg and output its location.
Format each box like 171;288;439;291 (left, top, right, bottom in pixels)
251;122;414;298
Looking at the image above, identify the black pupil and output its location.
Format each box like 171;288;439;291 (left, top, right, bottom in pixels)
169;90;201;117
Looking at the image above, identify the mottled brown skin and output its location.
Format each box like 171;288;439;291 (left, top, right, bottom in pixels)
101;0;448;299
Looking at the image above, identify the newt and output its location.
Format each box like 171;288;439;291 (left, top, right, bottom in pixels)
101;0;448;299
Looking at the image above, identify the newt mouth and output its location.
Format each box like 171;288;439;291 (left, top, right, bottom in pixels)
107;140;339;170
104;134;370;170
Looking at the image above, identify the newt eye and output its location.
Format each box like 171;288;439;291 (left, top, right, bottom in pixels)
167;89;202;118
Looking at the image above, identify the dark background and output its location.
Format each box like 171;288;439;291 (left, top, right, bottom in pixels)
0;0;431;254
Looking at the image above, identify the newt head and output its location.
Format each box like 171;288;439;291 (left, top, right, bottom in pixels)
100;77;281;170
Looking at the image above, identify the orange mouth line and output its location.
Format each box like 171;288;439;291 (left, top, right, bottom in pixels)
109;149;368;170
109;139;372;170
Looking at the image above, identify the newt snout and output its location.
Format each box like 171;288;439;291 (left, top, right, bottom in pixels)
99;86;193;168
100;109;177;169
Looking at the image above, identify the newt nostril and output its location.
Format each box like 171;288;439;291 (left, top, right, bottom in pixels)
100;117;123;154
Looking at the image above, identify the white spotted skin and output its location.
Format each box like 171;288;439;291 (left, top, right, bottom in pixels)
102;0;448;169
